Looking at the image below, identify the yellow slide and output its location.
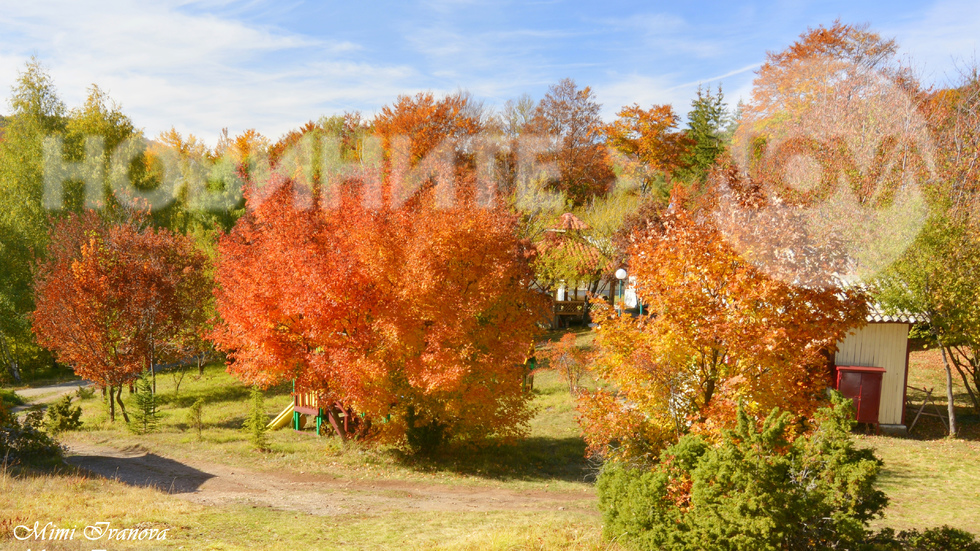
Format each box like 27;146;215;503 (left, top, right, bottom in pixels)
267;403;294;430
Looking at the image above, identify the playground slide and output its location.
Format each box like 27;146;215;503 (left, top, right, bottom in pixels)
267;403;294;430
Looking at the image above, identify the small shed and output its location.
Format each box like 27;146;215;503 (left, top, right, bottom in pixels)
832;306;921;433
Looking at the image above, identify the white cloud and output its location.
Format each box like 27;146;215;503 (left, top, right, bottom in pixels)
0;0;415;144
3;0;975;148
593;73;686;119
594;62;760;122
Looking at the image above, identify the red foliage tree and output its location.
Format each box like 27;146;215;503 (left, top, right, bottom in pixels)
211;175;546;450
32;211;211;421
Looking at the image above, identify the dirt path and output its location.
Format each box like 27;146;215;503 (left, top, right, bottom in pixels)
14;380;90;400
66;442;596;517
10;380;92;413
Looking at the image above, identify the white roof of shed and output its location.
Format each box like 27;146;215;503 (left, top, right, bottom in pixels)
835;276;924;324
865;303;922;324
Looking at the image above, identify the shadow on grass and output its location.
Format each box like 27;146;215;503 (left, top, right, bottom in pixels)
156;377;291;410
210;415;248;430
902;403;980;441
158;384;252;409
877;464;920;483
67;449;214;494
169;416;247;431
391;435;595;484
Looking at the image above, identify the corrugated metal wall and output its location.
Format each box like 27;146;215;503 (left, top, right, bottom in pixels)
835;322;910;425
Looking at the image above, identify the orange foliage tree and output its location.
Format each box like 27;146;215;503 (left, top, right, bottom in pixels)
32;211;211;421
730;21;930;261
375;91;480;167
542;333;591;394
605;103;692;198
578;200;868;463
373;91;483;208
211;173;545;451
923;72;980;212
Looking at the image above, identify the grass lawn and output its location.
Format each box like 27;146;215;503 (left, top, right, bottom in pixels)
855;346;980;536
2;334;619;550
57;358;597;491
861;435;980;534
3;334;980;548
2;463;611;551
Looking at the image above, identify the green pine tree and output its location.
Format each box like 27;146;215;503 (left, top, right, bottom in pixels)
187;397;205;441
130;371;158;434
680;84;729;183
45;394;82;434
245;387;268;450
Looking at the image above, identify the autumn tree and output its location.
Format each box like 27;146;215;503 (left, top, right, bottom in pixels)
578;200;868;463
500;93;536;139
371;91;485;208
530;79;616;206
0;62;152;380
605;103;691;200
542;333;591;393
924;70;980;212
730;21;929;259
732;22;970;437
32;211;211;421
739;21;912;135
874;70;980;434
211;174;545;451
375;92;481;167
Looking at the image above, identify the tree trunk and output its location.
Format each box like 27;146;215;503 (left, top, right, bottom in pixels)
108;384;115;422
150;348;156;394
116;385;130;424
949;349;980;415
172;365;186;396
940;345;958;437
0;332;21;383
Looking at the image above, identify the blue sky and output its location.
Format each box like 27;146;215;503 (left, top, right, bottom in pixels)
0;0;977;145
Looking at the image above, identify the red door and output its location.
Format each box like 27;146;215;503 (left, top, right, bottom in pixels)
835;366;885;424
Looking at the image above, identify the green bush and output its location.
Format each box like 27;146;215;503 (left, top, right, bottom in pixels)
0;402;63;466
45;395;82;434
597;393;888;551
75;385;95;400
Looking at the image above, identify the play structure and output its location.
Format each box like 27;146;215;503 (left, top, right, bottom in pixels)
267;403;294;430
266;384;368;440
